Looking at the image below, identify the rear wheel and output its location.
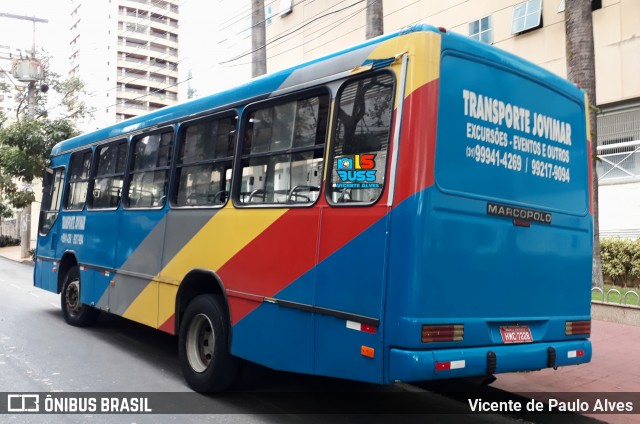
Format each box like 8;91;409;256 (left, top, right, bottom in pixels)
60;266;100;327
178;294;238;392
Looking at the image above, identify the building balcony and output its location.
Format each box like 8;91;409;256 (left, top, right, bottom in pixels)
116;87;148;100
120;0;178;21
116;30;178;50
117;59;150;72
143;76;179;91
146;63;178;77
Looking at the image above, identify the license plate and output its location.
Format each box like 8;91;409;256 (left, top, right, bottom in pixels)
500;326;533;344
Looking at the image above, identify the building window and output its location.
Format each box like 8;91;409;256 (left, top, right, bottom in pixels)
279;0;293;16
327;73;395;205
64;150;92;210
126;130;173;208
265;4;273;26
238;92;330;205
512;0;542;34
469;16;492;44
596;105;640;182
174;114;237;207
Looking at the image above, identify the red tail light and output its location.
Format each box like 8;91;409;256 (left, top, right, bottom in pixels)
422;324;464;342
565;320;591;336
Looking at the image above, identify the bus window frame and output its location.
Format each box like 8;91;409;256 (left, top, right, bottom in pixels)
170;110;239;209
39;166;66;236
124;126;175;211
88;138;129;211
63;149;93;212
232;86;331;209
325;70;396;208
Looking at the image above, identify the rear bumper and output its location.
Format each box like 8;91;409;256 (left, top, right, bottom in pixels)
388;339;591;383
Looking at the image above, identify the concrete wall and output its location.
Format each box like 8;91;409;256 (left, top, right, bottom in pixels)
592;301;640;327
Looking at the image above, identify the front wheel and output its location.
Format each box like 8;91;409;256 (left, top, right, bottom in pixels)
61;266;100;327
178;294;238;392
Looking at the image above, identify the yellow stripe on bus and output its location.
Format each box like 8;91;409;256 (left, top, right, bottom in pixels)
366;31;441;108
123;281;159;328
153;205;287;327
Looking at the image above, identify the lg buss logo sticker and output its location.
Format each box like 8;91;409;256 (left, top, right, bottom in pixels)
335;154;381;189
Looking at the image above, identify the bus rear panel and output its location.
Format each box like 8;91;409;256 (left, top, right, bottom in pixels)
385;32;591;383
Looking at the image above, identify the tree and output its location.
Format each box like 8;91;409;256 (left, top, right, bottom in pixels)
565;0;603;288
0;56;90;256
366;0;384;40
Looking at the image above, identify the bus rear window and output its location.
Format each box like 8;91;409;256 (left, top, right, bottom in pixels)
328;73;394;205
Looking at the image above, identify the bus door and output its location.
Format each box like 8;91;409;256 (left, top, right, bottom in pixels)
227;95;329;375
110;129;173;328
315;71;396;383
74;140;128;311
35;166;66;293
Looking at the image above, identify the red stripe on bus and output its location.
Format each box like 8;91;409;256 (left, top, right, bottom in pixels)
218;210;319;324
158;314;175;335
392;79;439;205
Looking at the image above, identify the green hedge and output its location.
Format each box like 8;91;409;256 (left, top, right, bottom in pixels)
0;235;20;248
601;238;640;289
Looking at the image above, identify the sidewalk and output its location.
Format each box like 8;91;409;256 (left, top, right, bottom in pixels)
494;320;640;393
489;321;640;424
0;245;33;264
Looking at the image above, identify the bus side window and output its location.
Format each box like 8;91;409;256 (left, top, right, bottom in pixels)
238;93;329;205
39;167;65;234
91;140;128;209
327;72;394;205
64;150;92;211
127;130;173;209
174;114;237;207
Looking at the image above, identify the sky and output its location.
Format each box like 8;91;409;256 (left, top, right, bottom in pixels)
0;0;253;111
0;0;68;73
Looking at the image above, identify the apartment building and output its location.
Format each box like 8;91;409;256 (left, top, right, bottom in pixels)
69;0;180;131
263;0;640;237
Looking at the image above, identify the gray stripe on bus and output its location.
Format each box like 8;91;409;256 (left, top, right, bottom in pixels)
276;44;377;93
95;209;218;314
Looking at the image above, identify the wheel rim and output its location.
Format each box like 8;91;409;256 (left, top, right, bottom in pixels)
186;313;215;373
65;280;82;316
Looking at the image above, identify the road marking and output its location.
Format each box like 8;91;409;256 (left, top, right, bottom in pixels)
10;284;21;290
28;291;40;298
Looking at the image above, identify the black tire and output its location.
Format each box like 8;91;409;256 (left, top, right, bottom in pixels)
60;266;100;327
178;294;238;392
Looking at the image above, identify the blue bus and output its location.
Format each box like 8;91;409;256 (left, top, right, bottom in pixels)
35;25;592;392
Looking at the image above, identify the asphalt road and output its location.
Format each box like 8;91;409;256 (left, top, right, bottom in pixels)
0;257;601;424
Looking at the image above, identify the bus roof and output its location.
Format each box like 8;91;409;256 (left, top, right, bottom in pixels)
51;23;581;156
52;24;436;156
